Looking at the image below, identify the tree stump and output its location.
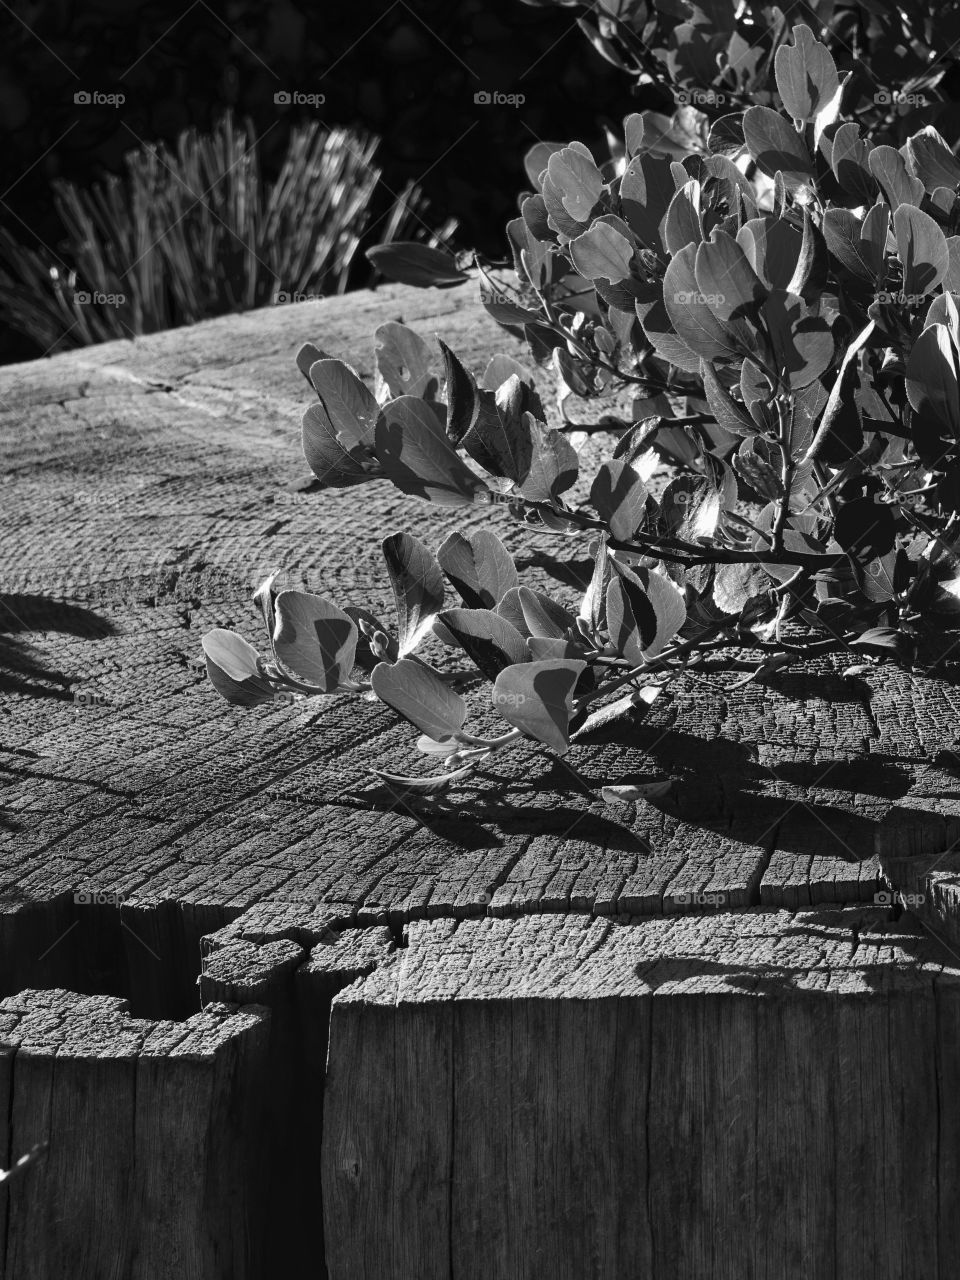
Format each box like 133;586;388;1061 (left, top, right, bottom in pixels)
2;282;959;1277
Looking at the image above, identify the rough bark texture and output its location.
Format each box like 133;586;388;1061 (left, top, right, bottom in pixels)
0;989;268;1279
323;908;960;1280
3;282;960;1277
4;280;960;964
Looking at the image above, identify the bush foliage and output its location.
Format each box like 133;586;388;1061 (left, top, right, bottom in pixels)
205;19;960;802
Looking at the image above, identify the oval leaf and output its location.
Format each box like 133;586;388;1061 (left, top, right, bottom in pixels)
371;658;467;738
437;608;530;681
202;630;277;707
382;532;446;657
273;591;359;691
375;397;488;505
365;242;468;289
492;659;586;754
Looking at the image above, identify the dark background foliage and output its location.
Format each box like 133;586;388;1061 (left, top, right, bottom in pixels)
0;0;643;363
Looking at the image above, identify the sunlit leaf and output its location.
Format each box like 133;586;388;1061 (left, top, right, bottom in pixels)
371;658;467;738
273;591;359;691
492;659;586;754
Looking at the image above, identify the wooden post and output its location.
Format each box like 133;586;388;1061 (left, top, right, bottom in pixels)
0;989;269;1279
322;908;960;1280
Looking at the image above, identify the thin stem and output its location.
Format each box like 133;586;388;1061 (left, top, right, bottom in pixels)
772;397;794;556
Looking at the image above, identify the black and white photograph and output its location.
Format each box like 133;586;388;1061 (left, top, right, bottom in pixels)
3;2;960;1276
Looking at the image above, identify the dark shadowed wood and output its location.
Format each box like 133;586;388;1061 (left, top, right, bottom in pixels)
0;988;268;1279
322;907;960;1280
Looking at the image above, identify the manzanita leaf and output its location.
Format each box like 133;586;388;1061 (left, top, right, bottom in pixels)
461;386;535;484
527;637;584;661
308;359;379;449
736;216;802;291
491;659;586;754
373;322;438;401
365;242;469;289
786;209;829;300
516;586;577;639
661;244;739;362
546;145;604;223
904;126;960;195
859;203;890;280
893;204;949;298
370;764;476;795
774;24;839;124
661;181;704;256
805;319;875;462
734;436;782;501
496;587;533;637
297;342;333;384
202;629;277;707
868;147;924;211
416;735;461;757
481;354;536;395
301;403;372;489
905;323;960;438
436;337;480;445
742;106;814;185
518;415;579;501
821;209;875;282
569;218;636;283
828;123;876;203
524;140;564;187
437;608;530;681
370;658;468;739
437;529;519;609
713;561;770;614
694;230;768;323
849;627;910;659
700;361;757;436
571;687;660;740
375;396;488;505
605;575;653;664
273;591;359;691
591;459;648;540
660;474;723;540
381;532;446;657
628;564;687;657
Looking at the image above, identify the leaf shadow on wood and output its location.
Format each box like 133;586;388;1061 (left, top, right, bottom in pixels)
0;596;116;700
632;955;919;994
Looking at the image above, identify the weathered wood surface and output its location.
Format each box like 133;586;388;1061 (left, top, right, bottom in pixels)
2;278;960;988
322;907;960;1280
0;988;268;1279
3;281;960;1277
